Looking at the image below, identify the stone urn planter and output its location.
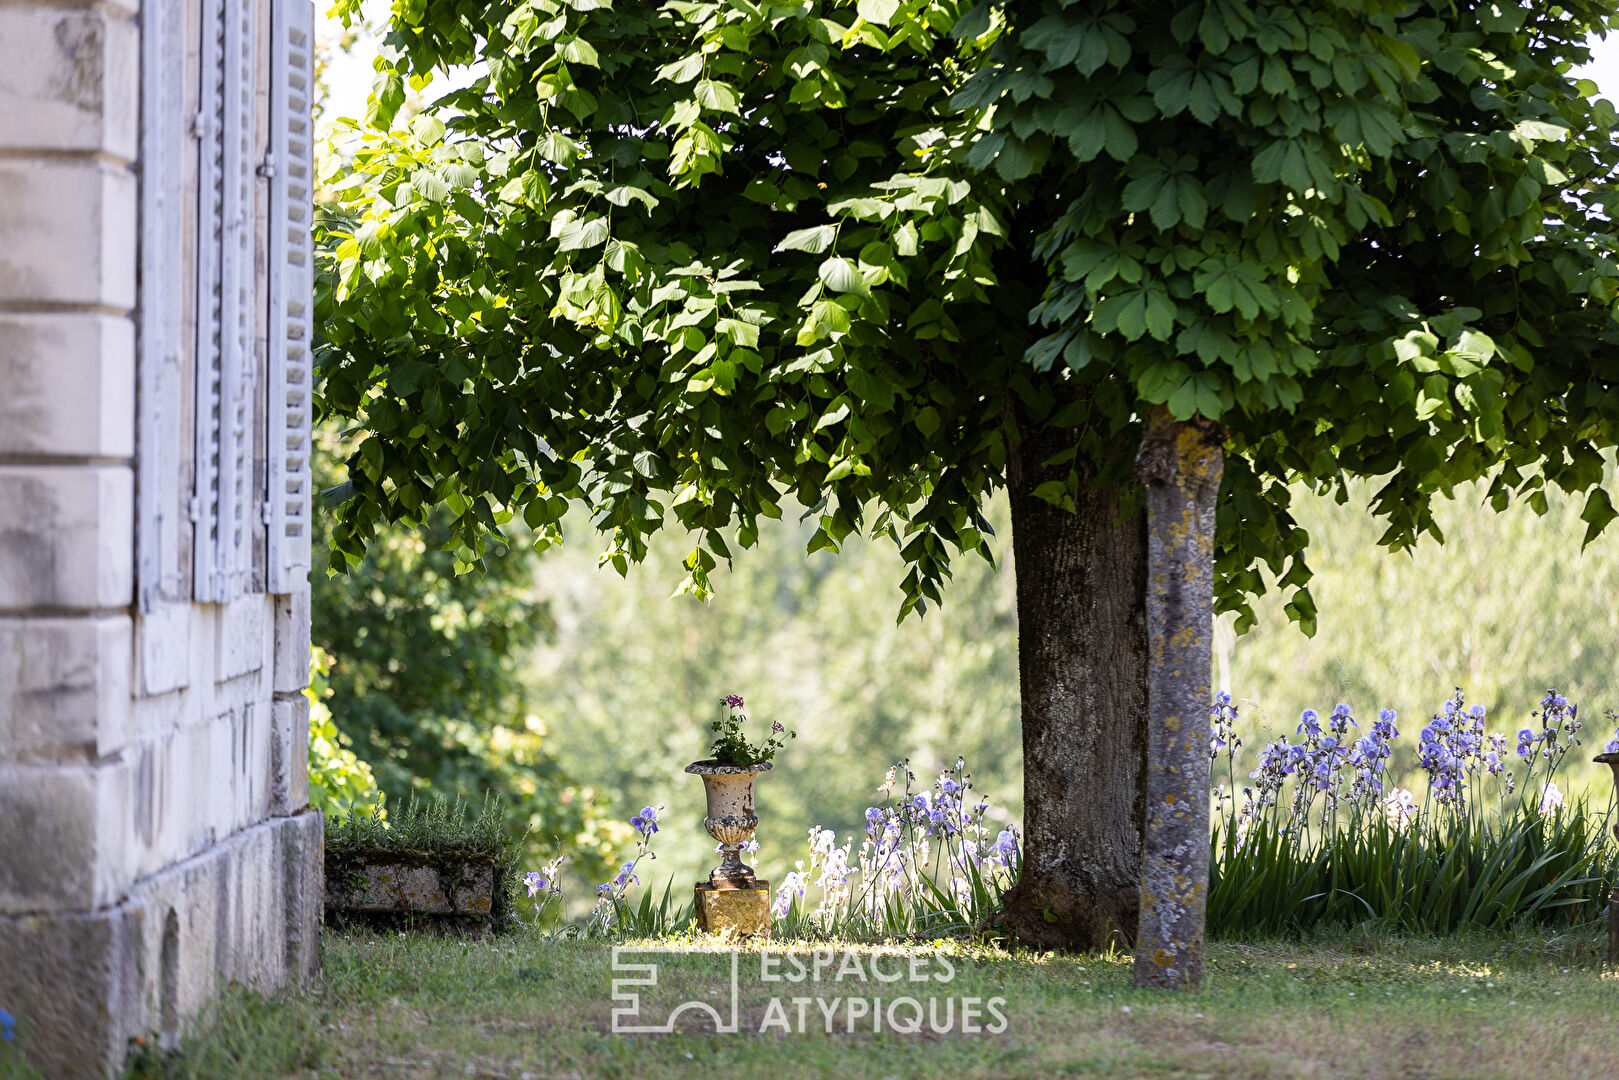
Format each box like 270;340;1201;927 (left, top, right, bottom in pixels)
1596;751;1619;961
686;759;771;886
1596;751;1619;841
685;759;772;937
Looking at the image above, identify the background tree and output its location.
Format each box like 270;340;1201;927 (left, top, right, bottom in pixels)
311;433;619;877
315;0;1619;961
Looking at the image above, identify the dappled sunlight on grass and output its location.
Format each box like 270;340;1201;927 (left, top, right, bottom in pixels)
111;924;1619;1079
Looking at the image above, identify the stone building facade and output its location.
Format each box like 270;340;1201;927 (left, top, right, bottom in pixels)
0;0;322;1074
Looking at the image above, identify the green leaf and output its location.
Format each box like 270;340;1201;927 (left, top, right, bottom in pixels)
1022;15;1081;67
410;113;445;147
1193;259;1273;321
914;406;940;438
816;400;851;431
1446;329;1494;376
894;221;919;257
537;131;580;167
818;257;867;295
367;69;405;130
776;225;837;254
1060;100;1140;163
656;54;704;84
1513;119;1569;143
603;239;643;274
693;80;741;115
716;317;760;348
412;169;449;203
559;36;599;67
605;184;658;211
857;0;899;26
994;136;1037;181
1144;289;1177;341
556;217;609;251
1582;489;1617;547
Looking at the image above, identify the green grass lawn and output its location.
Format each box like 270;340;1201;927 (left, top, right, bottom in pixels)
109;925;1618;1080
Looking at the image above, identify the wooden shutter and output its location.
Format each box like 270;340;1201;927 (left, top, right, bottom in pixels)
193;0;258;602
136;0;186;612
266;0;315;594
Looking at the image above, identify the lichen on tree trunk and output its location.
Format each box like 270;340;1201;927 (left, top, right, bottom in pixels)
996;412;1148;952
1132;407;1223;989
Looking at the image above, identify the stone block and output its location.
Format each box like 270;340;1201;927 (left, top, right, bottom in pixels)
279;809;324;987
0;759;130;914
0;8;138;160
204;708;237;834
0;313;135;458
269;694;309;816
0;160;136;310
694;881;772;940
0;810;323;1079
0;465;133;611
0;615;132;760
0;900;142;1080
128;710;267;881
216;593;267;682
271;587;311;693
233;700;272;829
326;859;496;917
135;602;190;696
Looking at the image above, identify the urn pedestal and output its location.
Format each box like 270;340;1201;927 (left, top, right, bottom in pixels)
686;760;772;939
692;881;771;939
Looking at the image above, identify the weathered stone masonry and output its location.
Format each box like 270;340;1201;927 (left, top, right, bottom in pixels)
0;0;320;1075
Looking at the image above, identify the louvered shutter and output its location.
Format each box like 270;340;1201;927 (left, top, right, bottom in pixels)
266;0;315;594
136;0;185;612
193;0;258;602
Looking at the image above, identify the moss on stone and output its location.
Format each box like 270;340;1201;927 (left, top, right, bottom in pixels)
324;793;521;932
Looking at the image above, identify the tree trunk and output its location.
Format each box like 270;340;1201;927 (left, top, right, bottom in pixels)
996;417;1149;952
1132;407;1223;990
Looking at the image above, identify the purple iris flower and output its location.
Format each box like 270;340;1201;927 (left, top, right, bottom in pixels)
631;805;659;835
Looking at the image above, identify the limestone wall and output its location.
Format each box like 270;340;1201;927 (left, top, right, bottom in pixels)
0;0;321;1075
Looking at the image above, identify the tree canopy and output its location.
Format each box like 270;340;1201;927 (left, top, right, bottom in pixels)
319;0;1619;634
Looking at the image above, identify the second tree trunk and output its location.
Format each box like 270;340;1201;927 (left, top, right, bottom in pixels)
1132;407;1223;989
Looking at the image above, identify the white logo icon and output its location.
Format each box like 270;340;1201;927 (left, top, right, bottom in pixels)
610;947;740;1034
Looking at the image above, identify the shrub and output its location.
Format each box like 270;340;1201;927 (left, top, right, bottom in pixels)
306;647;384;820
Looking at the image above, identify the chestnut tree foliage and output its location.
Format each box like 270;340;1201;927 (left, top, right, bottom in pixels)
317;0;1619;947
320;0;1619;628
320;0;1026;623
958;0;1619;631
